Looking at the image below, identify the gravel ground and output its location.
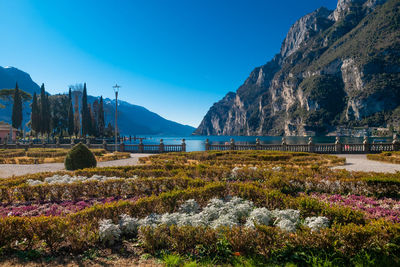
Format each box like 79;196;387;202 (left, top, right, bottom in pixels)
332;154;400;173
0;154;152;178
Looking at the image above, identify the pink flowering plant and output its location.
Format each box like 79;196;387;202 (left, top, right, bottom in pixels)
311;193;400;223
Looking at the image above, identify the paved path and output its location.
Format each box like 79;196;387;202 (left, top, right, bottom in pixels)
332;154;400;173
0;154;152;178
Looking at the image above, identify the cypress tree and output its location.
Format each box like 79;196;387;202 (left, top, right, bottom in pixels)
12;83;23;130
45;94;51;134
81;83;89;136
98;96;105;137
39;84;50;135
31;92;40;134
67;88;74;136
88;104;94;136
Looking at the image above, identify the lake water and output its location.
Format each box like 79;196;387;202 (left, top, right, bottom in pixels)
124;135;393;152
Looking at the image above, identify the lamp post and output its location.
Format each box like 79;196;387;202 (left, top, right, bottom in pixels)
113;84;121;152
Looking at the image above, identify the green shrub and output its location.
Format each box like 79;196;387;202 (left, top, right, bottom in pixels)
64;143;97;170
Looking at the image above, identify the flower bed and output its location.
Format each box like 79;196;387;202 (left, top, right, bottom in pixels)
367;151;400;164
0;150;399;266
312;193;400;222
0;196;140;217
0;148;130;164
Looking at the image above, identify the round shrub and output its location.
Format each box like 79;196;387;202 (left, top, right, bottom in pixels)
64;142;97;170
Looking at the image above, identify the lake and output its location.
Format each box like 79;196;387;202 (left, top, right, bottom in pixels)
124;135;393;152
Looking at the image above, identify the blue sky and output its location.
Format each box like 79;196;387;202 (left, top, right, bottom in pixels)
0;0;337;127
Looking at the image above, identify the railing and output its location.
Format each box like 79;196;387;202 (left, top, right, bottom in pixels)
314;144;336;154
0;138;187;154
205;137;400;154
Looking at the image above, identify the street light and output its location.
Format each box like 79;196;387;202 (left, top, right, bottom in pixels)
113;84;121;152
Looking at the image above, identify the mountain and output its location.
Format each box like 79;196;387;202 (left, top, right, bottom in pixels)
195;0;400;136
0;67;195;136
89;96;195;136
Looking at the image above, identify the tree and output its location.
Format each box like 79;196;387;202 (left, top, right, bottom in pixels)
49;94;69;136
39;84;50;135
0;87;32;109
87;104;94;136
97;96;105;137
73;91;80;137
31;92;40;134
105;122;114;137
81;83;89;136
0;88;32;102
67;88;74;136
11;83;23;130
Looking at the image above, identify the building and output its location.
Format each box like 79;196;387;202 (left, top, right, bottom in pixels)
0;123;17;142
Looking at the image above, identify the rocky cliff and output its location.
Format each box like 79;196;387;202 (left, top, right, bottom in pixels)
195;0;400;136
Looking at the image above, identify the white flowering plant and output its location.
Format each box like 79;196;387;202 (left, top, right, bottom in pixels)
98;197;331;244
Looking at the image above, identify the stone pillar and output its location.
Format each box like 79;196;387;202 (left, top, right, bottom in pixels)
230;138;235;150
119;141;124;152
393;134;400;151
139;138;144;153
159;139;164;153
205;139;210;151
363;136;370;153
181;139;186;152
308;137;315;153
86;138;91;148
256;138;261;150
71;138;75;148
281;137;287;151
335;136;342;154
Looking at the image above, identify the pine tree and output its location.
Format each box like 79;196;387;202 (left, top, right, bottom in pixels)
11;83;23;130
31;92;40;134
81;83;89;136
98;96;105;137
67;88;74;136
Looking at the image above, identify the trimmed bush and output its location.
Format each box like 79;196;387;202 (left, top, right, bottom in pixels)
64;143;97;170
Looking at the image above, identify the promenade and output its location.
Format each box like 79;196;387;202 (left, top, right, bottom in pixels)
332;154;400;173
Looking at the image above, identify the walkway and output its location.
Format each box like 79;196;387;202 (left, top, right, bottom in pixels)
0;154;152;178
332;154;400;173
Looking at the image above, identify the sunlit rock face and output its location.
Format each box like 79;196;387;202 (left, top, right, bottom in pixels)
195;0;397;136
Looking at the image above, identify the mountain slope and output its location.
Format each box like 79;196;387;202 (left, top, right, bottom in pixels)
195;0;400;136
0;67;195;135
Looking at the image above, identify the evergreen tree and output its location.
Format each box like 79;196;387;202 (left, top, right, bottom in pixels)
67;88;74;136
31;92;40;134
39;84;50;135
73;92;80;137
88;104;95;136
11;83;22;130
45;94;51;134
81;83;89;136
98;96;105;137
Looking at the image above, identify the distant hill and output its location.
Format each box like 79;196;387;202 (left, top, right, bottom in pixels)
0;66;195;136
195;0;400;136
